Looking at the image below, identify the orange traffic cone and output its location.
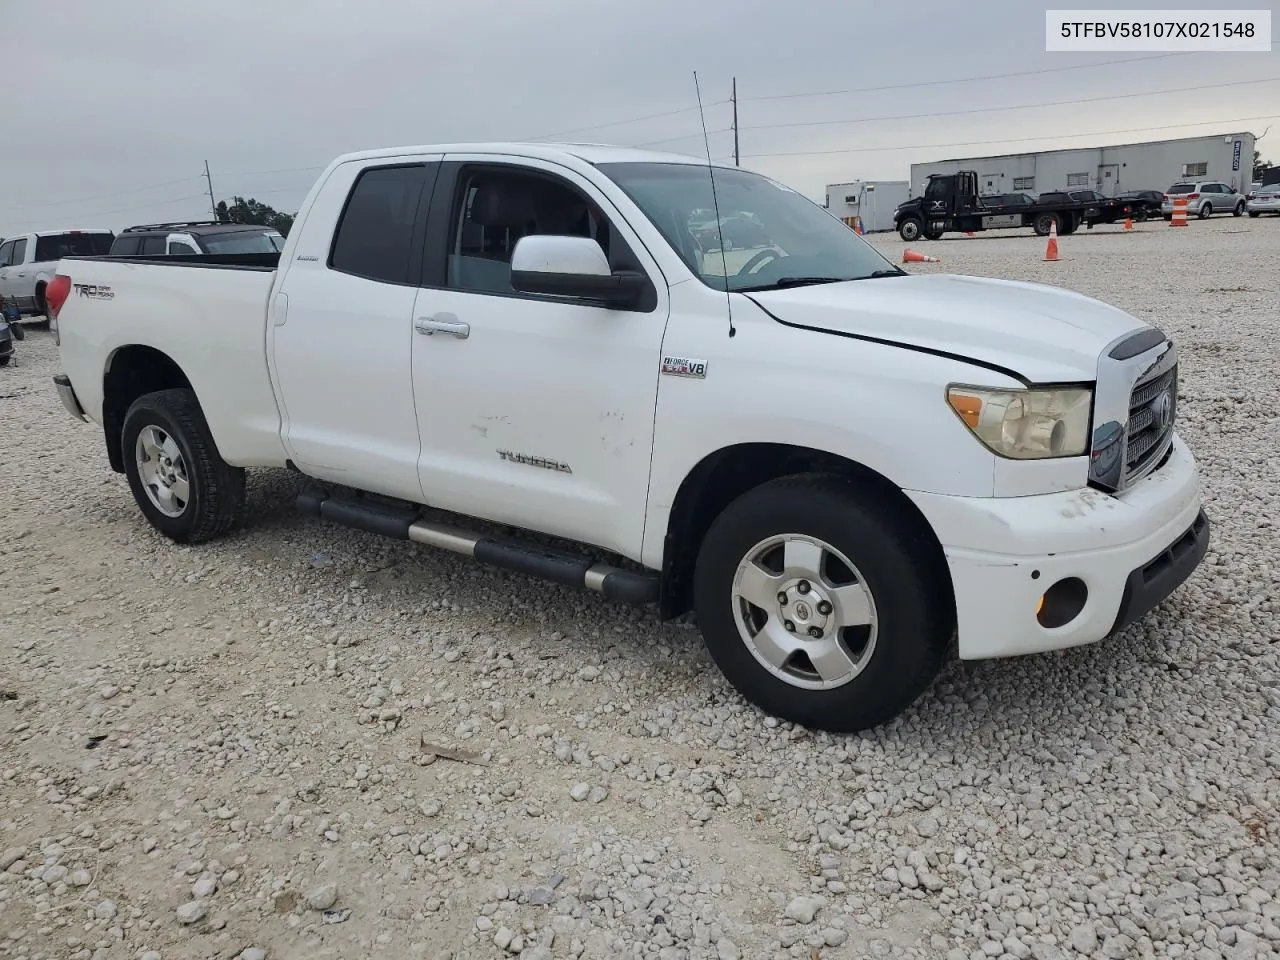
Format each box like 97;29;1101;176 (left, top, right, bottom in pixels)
965;230;975;237
902;249;940;264
1123;207;1133;231
1043;220;1059;261
1169;196;1188;227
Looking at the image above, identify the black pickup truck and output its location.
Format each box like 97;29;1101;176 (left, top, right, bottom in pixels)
895;171;1114;241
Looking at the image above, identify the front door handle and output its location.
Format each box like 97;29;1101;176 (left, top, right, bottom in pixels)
415;314;469;339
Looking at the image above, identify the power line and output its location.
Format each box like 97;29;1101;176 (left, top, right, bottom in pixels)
525;101;729;141
2;193;212;230
740;77;1280;133
0;174;204;212
739;52;1201;104
739;113;1280;160
634;128;732;148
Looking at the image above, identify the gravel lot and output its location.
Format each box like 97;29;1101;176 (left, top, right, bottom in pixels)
1;215;1278;960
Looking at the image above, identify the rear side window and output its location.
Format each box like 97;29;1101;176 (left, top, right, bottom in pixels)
33;232;112;261
330;164;430;285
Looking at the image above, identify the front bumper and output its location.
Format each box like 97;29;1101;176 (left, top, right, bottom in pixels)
907;433;1207;660
53;374;89;422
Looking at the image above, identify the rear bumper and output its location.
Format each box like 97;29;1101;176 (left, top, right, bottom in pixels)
907;434;1206;660
53;374;89;421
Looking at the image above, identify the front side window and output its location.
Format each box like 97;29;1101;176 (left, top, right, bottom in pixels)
446;167;615;296
598;162;899;293
138;236;166;256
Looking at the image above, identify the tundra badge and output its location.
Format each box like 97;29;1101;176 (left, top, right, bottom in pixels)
661;356;707;379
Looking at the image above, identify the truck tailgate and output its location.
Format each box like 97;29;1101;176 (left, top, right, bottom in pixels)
55;257;284;467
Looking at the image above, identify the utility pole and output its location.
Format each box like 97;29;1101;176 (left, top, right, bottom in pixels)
203;160;218;220
731;77;740;167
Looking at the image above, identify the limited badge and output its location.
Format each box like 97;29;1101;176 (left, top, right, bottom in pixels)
661;356;708;379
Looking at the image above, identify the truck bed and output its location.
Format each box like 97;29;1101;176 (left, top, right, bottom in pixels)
53;251;287;468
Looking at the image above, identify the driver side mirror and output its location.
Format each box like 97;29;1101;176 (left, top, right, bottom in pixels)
510;235;645;308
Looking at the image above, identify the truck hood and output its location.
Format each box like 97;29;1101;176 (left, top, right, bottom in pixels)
746;273;1149;383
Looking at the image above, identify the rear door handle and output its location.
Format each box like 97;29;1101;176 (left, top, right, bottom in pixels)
415;314;469;339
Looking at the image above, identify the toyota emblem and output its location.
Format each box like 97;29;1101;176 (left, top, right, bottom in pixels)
1152;390;1172;430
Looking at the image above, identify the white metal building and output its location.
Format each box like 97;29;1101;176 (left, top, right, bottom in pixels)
909;132;1257;199
823;180;910;233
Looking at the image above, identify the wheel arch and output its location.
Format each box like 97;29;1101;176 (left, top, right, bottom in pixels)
101;344;195;473
657;442;955;621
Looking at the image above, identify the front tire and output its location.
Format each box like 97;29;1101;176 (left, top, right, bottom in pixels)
898;217;923;242
1233;201;1245;217
1248;211;1260;218
121;388;246;544
692;475;952;733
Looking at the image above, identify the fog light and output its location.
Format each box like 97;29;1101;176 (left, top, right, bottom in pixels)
1036;577;1088;629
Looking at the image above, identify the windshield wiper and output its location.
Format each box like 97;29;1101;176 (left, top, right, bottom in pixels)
857;268;907;279
736;276;847;292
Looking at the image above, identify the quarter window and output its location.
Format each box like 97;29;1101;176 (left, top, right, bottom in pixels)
330;164;430;285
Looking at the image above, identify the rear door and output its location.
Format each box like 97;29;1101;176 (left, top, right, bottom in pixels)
0;238;30;306
268;155;442;503
408;155;670;556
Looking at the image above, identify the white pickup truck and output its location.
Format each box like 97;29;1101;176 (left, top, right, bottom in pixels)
47;142;1209;732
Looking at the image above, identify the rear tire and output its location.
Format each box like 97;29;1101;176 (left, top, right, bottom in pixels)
1198;203;1212;219
121;388;246;544
1248;211;1260;218
33;288;49;329
1033;213;1059;236
692;475;952;733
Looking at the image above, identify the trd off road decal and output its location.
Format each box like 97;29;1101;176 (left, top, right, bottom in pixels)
73;283;114;300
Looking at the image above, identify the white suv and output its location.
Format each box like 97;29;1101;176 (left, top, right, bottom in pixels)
1160;181;1246;219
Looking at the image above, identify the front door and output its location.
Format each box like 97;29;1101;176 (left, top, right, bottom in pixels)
410;157;670;559
269;156;442;502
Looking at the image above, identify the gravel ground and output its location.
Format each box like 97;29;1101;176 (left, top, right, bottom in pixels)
1;215;1278;960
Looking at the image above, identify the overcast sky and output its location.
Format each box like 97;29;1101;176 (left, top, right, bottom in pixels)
1;0;1276;233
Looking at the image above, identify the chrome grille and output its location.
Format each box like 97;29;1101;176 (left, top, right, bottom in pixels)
1123;364;1176;484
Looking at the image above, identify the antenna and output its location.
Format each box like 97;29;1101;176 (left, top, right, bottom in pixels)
693;71;735;338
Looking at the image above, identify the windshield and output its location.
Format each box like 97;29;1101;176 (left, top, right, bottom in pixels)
597;162;900;292
201;230;284;254
34;232;113;261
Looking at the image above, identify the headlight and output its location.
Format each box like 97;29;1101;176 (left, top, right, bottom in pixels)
947;385;1092;459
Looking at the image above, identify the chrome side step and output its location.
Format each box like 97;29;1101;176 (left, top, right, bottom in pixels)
296;488;660;605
